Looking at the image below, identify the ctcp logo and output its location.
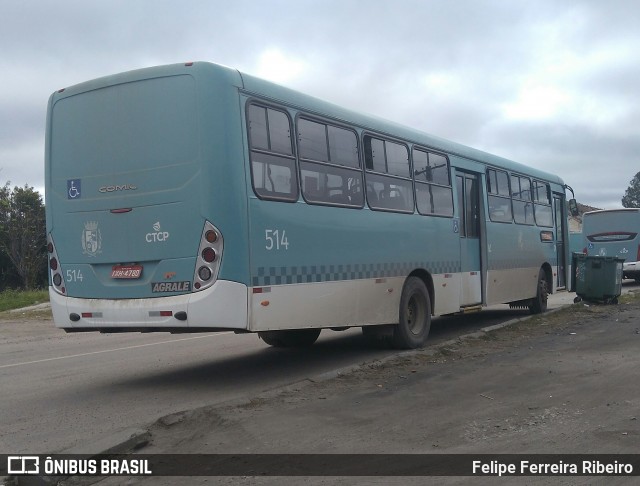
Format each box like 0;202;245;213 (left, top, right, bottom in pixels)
146;222;170;243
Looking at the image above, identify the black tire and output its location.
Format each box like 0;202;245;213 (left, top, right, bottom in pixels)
392;277;431;349
361;324;394;348
258;329;321;347
529;269;549;314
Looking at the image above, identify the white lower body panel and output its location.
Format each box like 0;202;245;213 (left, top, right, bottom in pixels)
486;265;556;305
248;273;463;332
50;280;248;330
51;267;543;333
249;277;402;332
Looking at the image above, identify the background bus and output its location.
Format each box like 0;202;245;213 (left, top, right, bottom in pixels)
582;209;640;282
45;61;573;349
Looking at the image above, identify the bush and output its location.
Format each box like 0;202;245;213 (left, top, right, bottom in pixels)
0;289;49;312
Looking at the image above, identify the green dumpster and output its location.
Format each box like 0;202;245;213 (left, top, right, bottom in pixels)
574;254;624;304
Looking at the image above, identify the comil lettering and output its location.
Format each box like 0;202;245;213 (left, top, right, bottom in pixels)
99;184;138;193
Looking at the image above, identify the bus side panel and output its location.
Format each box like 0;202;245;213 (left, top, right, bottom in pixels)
246;199;461;331
484;223;553;305
250;278;404;331
198;70;251;286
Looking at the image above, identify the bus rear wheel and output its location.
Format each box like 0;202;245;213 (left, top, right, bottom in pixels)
258;329;321;348
393;277;431;349
529;269;548;314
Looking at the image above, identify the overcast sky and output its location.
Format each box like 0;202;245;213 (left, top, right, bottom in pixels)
2;0;639;209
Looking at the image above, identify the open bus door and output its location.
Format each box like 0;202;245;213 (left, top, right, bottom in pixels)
553;193;567;289
456;171;483;307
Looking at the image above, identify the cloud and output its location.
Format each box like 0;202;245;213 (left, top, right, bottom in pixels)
254;48;309;84
1;0;639;209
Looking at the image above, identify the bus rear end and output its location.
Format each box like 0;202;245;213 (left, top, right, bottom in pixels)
583;209;640;282
45;63;249;332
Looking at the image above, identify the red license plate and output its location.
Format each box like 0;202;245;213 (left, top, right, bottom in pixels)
111;265;143;279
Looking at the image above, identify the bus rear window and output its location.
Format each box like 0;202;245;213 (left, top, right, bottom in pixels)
51;75;197;178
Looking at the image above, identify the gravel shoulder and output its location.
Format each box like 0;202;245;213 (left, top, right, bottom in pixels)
78;290;640;485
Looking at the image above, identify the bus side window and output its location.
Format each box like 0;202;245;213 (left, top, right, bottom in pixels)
413;148;453;217
364;135;413;213
298;117;363;208
487;168;513;223
511;174;534;225
533;180;553;227
247;103;298;202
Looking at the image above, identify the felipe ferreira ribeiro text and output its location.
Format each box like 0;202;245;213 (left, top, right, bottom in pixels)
473;460;634;476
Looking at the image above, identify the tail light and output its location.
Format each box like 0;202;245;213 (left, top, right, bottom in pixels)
47;234;66;295
637;244;640;262
192;221;223;292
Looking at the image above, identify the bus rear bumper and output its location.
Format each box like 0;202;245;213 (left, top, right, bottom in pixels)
50;280;248;332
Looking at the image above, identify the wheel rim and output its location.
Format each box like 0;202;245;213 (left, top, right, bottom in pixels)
406;293;425;335
540;279;548;304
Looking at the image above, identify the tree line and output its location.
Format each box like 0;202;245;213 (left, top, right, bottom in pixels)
0;183;47;290
622;171;640;209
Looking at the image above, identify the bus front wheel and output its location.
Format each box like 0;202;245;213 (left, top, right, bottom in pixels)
529;269;549;314
393;277;431;349
258;329;321;348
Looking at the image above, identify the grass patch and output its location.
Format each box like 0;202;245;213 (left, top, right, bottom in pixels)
618;289;640;305
0;289;49;312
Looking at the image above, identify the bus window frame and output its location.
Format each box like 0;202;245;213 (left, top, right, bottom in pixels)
362;132;414;214
532;179;554;228
295;114;364;209
246;100;299;203
412;145;454;218
486;167;513;224
510;173;535;226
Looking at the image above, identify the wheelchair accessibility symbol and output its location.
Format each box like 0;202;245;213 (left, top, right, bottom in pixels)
67;179;81;199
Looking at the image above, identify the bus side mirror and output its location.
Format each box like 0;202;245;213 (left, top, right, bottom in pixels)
568;199;579;217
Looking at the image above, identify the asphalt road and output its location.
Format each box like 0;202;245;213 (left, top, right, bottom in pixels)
0;284;630;456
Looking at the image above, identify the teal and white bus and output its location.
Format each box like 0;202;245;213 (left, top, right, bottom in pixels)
582;208;640;282
45;62;574;349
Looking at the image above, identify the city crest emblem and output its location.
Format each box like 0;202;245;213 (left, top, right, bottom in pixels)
82;221;102;257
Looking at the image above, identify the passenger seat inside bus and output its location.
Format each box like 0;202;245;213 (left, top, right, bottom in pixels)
366;184;379;207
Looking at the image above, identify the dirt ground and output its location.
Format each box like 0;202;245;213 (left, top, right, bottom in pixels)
63;290;640;486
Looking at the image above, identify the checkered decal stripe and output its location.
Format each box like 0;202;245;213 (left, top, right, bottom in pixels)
252;261;460;287
489;256;545;271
